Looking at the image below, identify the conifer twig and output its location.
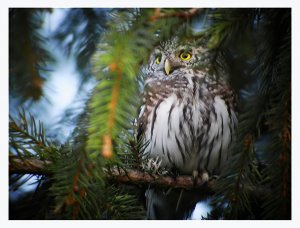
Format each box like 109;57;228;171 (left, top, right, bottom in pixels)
9;156;52;175
9;156;272;196
151;8;202;21
9;156;211;189
105;168;211;189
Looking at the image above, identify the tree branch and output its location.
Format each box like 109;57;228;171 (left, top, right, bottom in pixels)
105;167;212;190
151;8;202;21
9;156;52;175
9;156;272;197
9;156;212;190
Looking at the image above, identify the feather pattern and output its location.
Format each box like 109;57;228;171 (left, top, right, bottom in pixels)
138;39;237;175
139;75;237;175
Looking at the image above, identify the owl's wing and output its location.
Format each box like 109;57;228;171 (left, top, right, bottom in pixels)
136;104;146;142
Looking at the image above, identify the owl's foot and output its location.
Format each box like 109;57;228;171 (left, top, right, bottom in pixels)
141;157;169;176
192;170;210;187
201;172;210;182
192;170;198;186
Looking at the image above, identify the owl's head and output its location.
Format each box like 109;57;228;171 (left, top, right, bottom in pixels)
145;38;212;80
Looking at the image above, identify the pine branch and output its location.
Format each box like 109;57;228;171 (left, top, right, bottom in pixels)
10;155;273;201
9;156;52;175
9;156;211;189
9;9;54;101
151;8;202;21
9;109;60;159
106;168;212;189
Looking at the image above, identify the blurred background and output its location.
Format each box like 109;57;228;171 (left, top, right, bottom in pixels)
9;9;108;143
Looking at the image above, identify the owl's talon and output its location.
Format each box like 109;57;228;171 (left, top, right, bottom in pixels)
192;170;199;186
201;172;210;182
191;171;210;186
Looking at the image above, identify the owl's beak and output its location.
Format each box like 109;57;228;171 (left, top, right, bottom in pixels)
164;59;172;76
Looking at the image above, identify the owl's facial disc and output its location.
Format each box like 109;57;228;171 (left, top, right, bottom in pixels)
151;45;193;78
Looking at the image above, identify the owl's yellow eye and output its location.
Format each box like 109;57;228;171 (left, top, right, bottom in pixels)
155;56;161;64
180;52;192;61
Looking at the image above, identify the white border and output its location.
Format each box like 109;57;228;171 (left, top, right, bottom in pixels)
1;0;297;8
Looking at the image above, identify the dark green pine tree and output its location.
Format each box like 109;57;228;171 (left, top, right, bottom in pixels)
9;8;291;220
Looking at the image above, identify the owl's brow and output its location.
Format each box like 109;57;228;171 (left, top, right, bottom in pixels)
176;46;192;53
159;39;176;49
154;48;162;53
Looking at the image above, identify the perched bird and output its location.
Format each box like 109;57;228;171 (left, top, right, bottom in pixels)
137;38;237;219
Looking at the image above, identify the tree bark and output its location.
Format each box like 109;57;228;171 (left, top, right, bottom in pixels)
9;156;212;190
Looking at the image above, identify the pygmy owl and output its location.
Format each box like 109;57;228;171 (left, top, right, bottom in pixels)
137;39;238;219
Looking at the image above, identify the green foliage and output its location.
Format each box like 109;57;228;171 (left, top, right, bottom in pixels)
9;9;54;101
257;9;291;219
9;107;146;219
207;8;291;219
49;139;146;219
9;109;61;218
53;9;108;82
9;108;60;162
207;9;258;50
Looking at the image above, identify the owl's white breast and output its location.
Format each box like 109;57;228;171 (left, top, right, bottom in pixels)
144;94;188;166
140;87;237;175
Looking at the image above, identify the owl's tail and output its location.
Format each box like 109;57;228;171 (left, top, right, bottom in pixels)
145;187;208;219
